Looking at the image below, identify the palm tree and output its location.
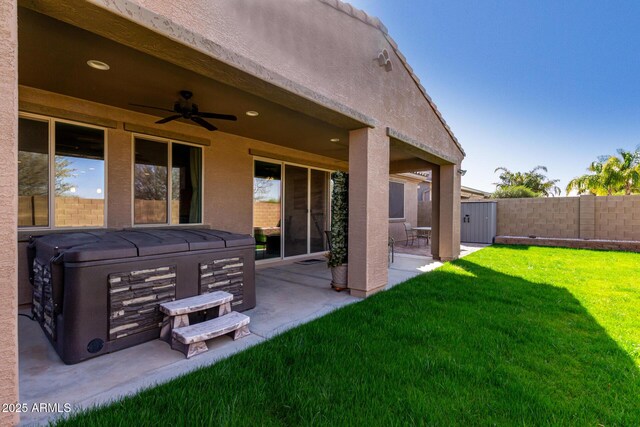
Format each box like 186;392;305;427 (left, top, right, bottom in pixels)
615;149;640;195
566;148;640;195
494;165;561;197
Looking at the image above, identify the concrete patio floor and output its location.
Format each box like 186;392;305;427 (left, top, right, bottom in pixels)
18;244;485;425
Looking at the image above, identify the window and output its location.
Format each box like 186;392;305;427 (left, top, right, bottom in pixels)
389;181;405;219
18;116;106;228
134;137;202;225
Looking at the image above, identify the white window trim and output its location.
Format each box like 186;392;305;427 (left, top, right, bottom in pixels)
17;112;108;230
389;180;405;220
131;133;204;227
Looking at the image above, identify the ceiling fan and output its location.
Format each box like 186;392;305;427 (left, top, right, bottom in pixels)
130;90;237;131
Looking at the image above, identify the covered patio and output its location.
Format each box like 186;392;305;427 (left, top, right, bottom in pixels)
18;246;483;425
1;1;466;424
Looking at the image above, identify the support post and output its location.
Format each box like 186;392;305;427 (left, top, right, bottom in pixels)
430;167;440;259
434;164;461;261
0;0;19;425
348;127;390;297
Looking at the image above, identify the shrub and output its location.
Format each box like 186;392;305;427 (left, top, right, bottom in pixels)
327;172;348;267
491;185;539;198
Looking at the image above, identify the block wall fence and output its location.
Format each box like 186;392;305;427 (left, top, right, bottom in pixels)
495;195;640;241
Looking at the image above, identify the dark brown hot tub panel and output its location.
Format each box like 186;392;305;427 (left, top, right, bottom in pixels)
27;229;255;364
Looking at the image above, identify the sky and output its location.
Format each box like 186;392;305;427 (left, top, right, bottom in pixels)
59;156;104;199
347;0;640;194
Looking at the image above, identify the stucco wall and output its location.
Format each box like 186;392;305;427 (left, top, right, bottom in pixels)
95;0;464;165
388;180;419;243
16;87;348;304
0;0;19;424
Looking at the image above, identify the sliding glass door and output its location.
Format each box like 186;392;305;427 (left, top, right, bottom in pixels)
254;159;329;260
310;169;329;253
284;165;309;257
253;161;282;260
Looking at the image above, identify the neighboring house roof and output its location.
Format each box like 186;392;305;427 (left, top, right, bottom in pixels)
412;171;491;197
412;171;432;180
461;186;491;198
318;0;465;157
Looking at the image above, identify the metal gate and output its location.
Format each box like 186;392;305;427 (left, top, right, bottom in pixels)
461;201;496;244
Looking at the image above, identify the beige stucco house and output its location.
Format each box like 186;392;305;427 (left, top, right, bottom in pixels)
0;0;465;422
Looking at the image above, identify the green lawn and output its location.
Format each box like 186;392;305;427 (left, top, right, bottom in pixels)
59;246;640;426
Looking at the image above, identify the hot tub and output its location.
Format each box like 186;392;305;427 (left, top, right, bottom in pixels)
27;229;255;364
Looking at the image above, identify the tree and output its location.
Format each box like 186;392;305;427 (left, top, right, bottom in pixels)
18;153;77;196
253;177;275;202
54;157;77;195
493;165;560;197
566;148;640;196
491;185;538;199
135;164;168;200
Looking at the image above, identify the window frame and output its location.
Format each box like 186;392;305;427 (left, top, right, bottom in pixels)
388;180;405;220
17;112;108;230
252;156;333;264
131;133;204;227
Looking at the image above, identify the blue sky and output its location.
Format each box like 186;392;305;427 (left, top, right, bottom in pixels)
347;0;640;193
58;156;104;199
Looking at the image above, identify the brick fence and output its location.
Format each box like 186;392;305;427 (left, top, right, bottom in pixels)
253;201;281;228
19;196;183;227
496;195;640;241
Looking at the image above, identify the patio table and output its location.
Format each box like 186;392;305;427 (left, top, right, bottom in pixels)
412;226;432;245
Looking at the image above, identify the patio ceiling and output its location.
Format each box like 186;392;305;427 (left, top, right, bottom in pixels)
18;6;426;163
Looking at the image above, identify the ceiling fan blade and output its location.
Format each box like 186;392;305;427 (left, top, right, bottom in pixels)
129;103;175;113
156;114;183;124
192;116;217;131
197;112;237;121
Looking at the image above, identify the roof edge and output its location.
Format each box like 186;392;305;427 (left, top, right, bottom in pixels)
317;0;466;156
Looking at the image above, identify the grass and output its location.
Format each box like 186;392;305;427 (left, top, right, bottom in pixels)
58;245;640;426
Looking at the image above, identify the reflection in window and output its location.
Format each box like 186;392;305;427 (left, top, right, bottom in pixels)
18;118;49;227
134;139;168;224
54;122;105;227
253;161;282;260
310;169;329;253
172;143;202;224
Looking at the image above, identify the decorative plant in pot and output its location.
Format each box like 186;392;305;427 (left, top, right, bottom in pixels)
327;171;348;291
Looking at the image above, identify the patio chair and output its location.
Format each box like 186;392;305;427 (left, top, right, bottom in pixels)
403;222;417;246
403;222;429;246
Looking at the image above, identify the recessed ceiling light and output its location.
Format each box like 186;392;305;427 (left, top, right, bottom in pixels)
330;138;340;142
245;111;259;117
87;60;110;71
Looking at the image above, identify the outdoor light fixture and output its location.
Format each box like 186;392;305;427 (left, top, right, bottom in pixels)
86;60;110;70
245;111;259;117
330;138;340;142
376;49;393;72
458;169;467;176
